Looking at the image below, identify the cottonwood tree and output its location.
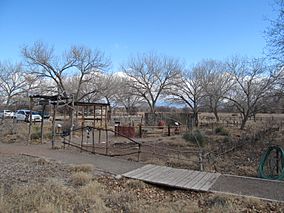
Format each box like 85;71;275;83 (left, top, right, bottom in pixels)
114;76;144;114
225;57;283;130
122;53;182;113
199;60;233;122
0;62;38;106
169;66;205;127
22;41;110;100
69;46;110;101
22;41;76;96
265;0;284;64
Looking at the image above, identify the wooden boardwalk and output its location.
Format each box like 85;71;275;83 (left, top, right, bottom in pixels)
123;164;221;192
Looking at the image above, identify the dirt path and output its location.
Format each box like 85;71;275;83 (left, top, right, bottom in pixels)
0;142;144;175
211;174;284;202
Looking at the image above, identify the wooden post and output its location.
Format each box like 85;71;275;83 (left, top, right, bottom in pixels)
81;121;84;152
69;95;74;146
98;106;102;144
40;104;46;144
93;105;96;153
139;124;142;138
51;101;57;149
28;97;33;145
199;150;204;171
92;124;95;153
168;125;171;136
137;143;141;161
105;106;109;155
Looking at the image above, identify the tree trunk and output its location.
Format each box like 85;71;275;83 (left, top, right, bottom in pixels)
240;115;248;130
193;110;199;127
213;107;219;122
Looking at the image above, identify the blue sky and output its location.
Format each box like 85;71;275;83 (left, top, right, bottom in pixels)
0;0;277;71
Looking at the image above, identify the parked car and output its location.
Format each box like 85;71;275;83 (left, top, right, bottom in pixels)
0;110;15;119
15;110;42;122
36;111;50;119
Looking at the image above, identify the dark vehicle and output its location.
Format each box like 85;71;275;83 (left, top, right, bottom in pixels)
37;111;50;119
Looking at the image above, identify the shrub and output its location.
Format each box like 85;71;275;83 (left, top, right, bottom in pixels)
70;172;92;186
182;129;206;147
70;164;93;173
222;136;232;143
215;127;229;136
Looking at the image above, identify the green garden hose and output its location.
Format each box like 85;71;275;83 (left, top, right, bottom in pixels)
258;145;284;180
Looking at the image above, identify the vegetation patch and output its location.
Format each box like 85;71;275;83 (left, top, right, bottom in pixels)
183;129;207;147
215;127;230;136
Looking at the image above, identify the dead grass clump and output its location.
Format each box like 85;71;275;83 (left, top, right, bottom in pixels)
0;179;74;213
76;181;110;212
125;179;146;190
0;178;110;213
125;199;200;213
166;154;199;170
70;164;93;173
70;172;92;186
34;157;51;166
144;157;166;166
105;190;137;212
0;121;28;143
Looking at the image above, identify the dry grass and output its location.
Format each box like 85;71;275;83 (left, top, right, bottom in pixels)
34;157;52;166
0;178;110;213
69;164;93;173
166;154;199;170
70;172;92;186
125;179;146;190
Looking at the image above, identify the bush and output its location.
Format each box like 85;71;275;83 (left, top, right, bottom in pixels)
70;164;93;173
182;129;206;147
215;127;229;136
70;172;92;186
222;136;232;143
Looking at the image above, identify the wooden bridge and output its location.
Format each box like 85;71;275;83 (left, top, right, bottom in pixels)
123;164;220;192
123;164;284;202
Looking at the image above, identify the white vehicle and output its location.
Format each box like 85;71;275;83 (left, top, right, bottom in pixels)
0;110;14;118
15;110;42;122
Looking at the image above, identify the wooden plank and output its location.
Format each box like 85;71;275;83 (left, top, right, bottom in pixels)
141;166;175;182
123;165;222;193
171;170;195;186
134;166;169;179
199;173;221;191
122;165;152;177
146;167;178;183
158;169;193;186
175;171;202;188
123;164;155;177
155;168;190;185
191;173;214;191
128;165;160;179
183;172;208;189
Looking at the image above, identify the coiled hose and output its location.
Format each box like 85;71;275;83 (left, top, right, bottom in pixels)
258;145;284;180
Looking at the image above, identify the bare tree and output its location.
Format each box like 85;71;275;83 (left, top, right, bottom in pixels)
225;57;282;129
199;60;233;122
22;41;76;96
0;62;36;106
68;46;110;101
122;53;182;113
114;76;144;114
265;0;284;64
169;66;205;127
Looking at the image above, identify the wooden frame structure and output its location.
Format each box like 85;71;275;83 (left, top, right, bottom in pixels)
28;94;110;149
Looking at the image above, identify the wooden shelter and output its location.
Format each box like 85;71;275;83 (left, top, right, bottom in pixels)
28;94;110;149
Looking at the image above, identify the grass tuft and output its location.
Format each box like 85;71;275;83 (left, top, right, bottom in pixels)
70;172;92;186
70;164;93;173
